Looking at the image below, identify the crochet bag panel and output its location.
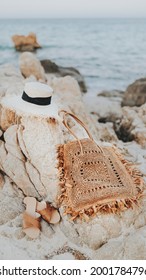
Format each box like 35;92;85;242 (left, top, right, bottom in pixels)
58;111;144;220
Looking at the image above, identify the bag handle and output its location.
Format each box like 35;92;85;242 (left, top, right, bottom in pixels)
59;110;94;141
59;110;103;154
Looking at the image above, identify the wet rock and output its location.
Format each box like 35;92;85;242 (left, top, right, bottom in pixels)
122;78;146;107
41;59;87;93
40;60;59;73
12;32;41;52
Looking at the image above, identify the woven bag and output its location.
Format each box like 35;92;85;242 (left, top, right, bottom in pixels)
58;110;144;220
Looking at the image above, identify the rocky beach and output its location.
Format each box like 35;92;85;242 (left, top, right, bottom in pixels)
0;43;146;260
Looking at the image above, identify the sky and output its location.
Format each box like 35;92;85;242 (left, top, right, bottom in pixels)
0;0;146;18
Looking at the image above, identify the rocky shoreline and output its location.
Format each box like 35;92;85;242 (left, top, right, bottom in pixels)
0;53;146;260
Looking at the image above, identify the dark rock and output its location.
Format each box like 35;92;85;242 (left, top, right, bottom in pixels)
98;115;120;123
98;90;124;98
40;59;87;93
122;78;146;107
113;120;135;142
40;59;59;73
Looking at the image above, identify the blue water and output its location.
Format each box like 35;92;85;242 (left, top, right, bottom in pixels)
0;18;146;93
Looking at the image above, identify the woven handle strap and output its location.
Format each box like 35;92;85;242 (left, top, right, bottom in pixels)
59;110;103;154
59;110;94;140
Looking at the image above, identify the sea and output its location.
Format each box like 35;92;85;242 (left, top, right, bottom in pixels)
0;18;146;93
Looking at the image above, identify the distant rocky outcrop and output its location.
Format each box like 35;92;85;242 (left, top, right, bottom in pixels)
12;32;41;52
122;78;146;107
40;59;87;93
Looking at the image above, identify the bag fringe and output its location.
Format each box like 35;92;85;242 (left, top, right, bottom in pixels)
113;146;144;190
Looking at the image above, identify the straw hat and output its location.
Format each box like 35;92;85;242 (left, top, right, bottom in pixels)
1;81;59;118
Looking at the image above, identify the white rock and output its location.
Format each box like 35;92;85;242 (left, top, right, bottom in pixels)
123;228;146;259
0;176;24;224
19;116;64;203
0;140;7;171
25;161;46;198
0;105;17;131
59;211;122;250
4;125;25;161
0;64;24;100
0;146;41;198
93;239;124;260
116;104;146;148
0;66;146;260
19;52;46;82
51;253;75;260
83;92;123;121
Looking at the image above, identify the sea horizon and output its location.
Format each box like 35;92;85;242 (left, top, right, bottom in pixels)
1;17;146;19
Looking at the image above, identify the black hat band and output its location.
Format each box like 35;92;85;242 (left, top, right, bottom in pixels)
22;91;52;106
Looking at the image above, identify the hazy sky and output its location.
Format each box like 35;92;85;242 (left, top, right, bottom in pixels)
0;0;146;18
